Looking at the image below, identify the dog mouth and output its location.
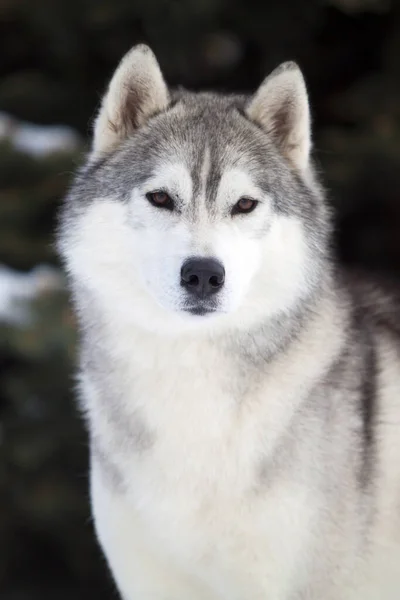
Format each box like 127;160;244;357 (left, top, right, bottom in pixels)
182;300;219;316
184;306;217;316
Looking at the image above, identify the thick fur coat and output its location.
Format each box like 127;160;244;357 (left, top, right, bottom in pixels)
57;45;400;599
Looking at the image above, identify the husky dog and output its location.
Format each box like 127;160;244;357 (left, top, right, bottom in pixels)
57;44;400;599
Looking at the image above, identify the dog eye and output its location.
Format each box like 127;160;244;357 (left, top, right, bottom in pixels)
146;191;174;210
232;197;258;215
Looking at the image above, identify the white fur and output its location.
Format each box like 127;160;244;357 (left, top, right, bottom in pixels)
62;165;312;337
63;190;400;598
87;291;347;600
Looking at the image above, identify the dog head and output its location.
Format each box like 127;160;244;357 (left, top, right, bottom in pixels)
59;45;330;335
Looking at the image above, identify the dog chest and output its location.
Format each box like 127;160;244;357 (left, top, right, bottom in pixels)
87;335;319;598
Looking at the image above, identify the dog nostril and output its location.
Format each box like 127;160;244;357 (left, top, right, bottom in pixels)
188;274;199;287
209;275;222;288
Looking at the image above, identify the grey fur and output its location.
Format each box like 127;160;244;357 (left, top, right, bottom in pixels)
91;437;126;492
78;300;156;457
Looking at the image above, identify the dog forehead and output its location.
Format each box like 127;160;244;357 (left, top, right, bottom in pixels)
142;99;265;169
137;109;270;203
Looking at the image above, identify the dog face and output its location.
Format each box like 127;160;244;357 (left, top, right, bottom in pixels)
59;46;329;335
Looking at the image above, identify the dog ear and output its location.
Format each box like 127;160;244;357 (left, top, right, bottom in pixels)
92;44;170;155
246;62;311;172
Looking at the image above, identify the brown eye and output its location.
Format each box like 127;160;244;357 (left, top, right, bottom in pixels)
232;197;258;215
146;191;174;210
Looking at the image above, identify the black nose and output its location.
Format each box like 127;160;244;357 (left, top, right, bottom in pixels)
180;258;225;298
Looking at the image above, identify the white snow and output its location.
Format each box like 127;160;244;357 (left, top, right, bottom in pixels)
0;264;64;325
0;111;81;157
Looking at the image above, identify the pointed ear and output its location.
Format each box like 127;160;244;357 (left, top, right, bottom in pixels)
246;62;311;172
92;44;170;155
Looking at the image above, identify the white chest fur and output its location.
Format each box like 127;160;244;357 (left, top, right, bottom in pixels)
83;314;345;600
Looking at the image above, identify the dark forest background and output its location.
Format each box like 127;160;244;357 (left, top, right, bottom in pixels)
1;1;400;598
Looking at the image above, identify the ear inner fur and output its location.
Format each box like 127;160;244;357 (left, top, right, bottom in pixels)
92;44;170;156
246;62;311;172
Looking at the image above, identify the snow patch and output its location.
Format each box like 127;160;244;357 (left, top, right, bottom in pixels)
0;264;64;325
0;111;82;157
